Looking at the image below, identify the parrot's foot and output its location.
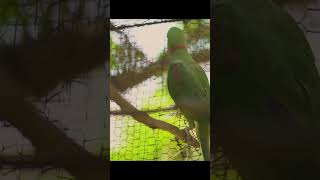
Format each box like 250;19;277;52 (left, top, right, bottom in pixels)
182;127;194;145
183;126;194;132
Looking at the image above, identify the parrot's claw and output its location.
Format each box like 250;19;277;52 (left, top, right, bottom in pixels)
183;127;194;144
183;126;194;132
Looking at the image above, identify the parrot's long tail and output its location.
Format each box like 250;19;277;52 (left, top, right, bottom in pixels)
197;116;210;161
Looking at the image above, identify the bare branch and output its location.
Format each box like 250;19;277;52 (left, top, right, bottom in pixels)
110;83;200;148
110;22;125;34
110;106;178;115
110;19;185;31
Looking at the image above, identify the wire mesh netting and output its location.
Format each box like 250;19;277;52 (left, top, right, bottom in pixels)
211;1;320;179
0;0;109;179
110;19;210;161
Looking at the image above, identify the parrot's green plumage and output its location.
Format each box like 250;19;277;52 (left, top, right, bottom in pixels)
213;0;320;179
166;27;210;161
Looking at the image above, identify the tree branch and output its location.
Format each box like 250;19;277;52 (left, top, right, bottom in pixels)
111;49;209;92
110;83;200;148
110;106;178;115
110;19;185;31
110;22;125;35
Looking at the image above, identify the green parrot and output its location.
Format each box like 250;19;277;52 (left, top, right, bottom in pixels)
166;27;210;161
213;0;320;179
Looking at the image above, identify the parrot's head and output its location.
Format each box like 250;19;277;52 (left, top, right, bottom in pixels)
167;27;187;53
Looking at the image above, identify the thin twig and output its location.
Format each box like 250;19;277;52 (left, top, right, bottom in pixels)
110;19;185;31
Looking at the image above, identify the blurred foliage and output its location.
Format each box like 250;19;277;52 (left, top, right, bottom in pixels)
211;148;242;180
110;31;145;74
38;2;54;39
181;19;210;47
0;0;90;39
0;0;37;29
110;19;209;160
110;37;118;69
0;0;18;26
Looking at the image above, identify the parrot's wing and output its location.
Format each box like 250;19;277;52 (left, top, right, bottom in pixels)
167;60;210;118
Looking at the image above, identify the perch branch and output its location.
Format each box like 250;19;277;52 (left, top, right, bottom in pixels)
110;106;178;115
111;49;209;92
110;83;200;148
